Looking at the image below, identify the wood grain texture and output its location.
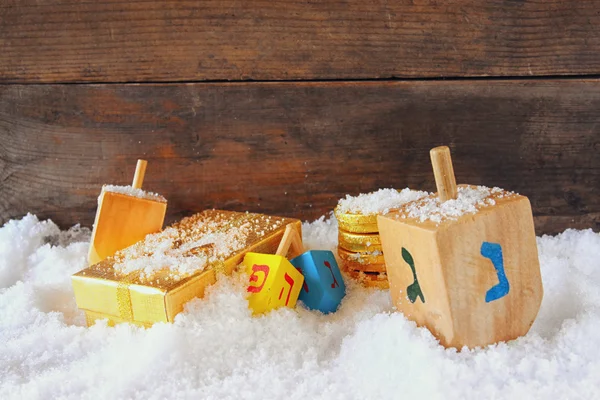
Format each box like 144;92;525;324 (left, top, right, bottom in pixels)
377;190;543;348
0;80;598;234
2;0;600;82
430;146;458;202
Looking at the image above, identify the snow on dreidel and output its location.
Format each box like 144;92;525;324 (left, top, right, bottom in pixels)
377;146;543;349
88;159;167;266
290;239;346;314
243;224;305;314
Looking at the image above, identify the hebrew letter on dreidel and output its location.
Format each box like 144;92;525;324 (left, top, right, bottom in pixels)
402;248;425;303
290;250;346;314
324;261;340;289
295;266;310;293
247;264;270;293
480;242;510;302
278;273;295;306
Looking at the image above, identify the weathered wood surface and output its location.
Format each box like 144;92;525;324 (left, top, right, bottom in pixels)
0;80;598;234
2;1;600;82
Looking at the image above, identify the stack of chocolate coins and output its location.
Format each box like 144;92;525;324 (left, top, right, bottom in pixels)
335;207;389;289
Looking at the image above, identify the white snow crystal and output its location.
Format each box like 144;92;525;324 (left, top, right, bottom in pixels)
0;214;598;399
337;188;429;215
102;185;166;203
403;185;516;224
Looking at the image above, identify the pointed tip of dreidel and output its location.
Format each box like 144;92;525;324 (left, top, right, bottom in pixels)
132;159;148;189
430;146;458;202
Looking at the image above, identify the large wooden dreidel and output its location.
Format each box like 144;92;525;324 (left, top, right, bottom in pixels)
377;146;543;348
243;225;305;314
290;238;346;314
88;159;167;266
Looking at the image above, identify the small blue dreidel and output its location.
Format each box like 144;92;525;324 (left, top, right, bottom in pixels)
287;229;346;314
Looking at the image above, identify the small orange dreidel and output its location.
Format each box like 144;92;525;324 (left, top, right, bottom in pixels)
377;146;543;349
243;224;305;314
88;159;167;265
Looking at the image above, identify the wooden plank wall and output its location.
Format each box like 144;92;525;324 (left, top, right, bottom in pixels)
1;1;599;234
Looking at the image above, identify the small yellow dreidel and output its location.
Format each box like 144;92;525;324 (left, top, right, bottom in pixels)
377;146;543;349
88;159;167;265
243;224;305;314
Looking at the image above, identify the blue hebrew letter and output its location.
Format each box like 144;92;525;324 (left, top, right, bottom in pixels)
480;242;510;302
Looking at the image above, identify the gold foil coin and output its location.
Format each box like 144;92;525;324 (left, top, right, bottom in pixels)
334;207;379;233
337;247;385;265
340;259;387;273
340;263;389;289
338;230;382;253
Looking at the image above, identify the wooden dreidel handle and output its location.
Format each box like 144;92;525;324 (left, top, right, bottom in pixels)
430;146;458;202
276;224;305;259
132;159;148;189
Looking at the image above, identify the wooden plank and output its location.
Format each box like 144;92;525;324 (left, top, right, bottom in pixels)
2;1;600;82
0;80;598;234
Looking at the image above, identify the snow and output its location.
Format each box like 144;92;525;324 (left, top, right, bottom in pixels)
401;185;516;224
336;188;429;215
1;213;600;399
112;223;251;280
110;211;288;281
102;185;167;203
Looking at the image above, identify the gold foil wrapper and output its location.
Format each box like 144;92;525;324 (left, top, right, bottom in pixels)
338;230;382;253
334;207;379;233
72;210;301;327
340;260;387;273
337;247;385;265
340;261;389;289
335;207;387;286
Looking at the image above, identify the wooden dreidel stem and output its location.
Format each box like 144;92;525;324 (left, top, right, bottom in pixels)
276;224;304;259
430;146;458;202
132;159;148;189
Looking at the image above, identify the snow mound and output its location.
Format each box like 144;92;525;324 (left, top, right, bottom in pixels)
0;214;599;399
336;188;429;215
